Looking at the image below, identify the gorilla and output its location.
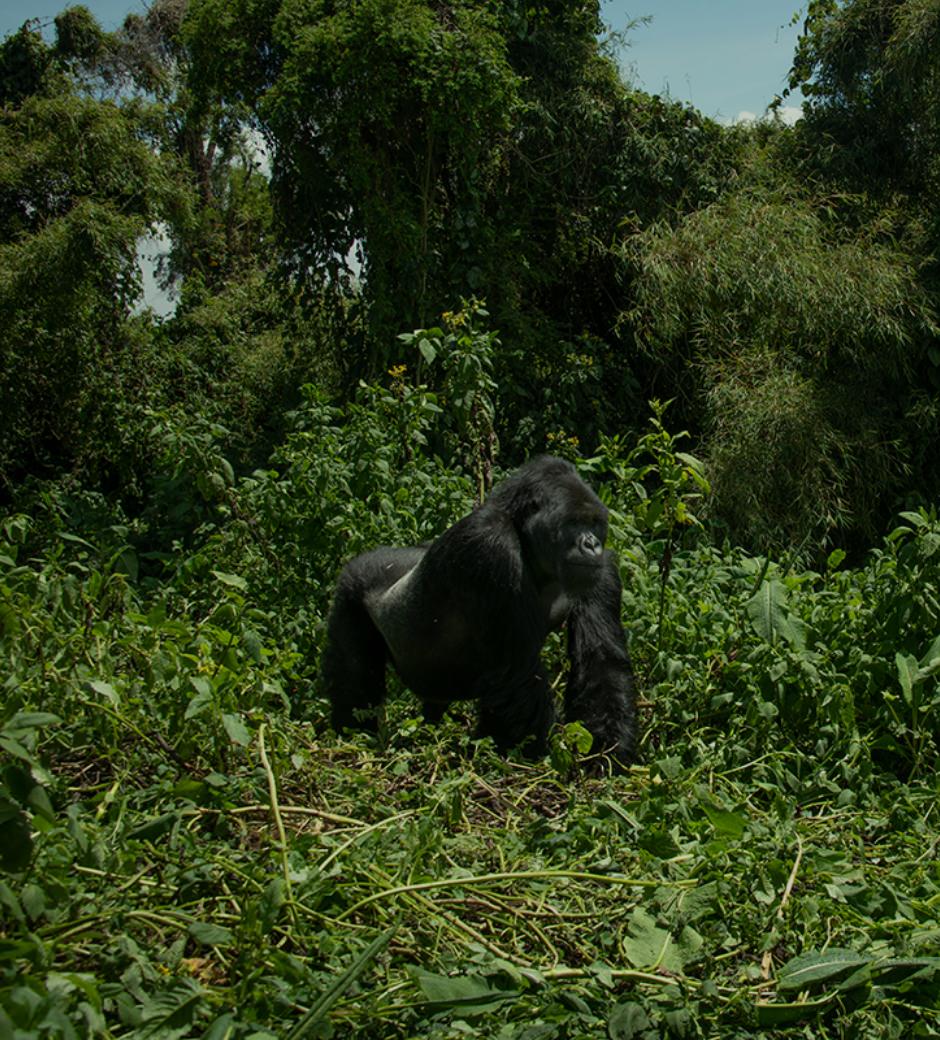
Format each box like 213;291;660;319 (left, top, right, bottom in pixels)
321;456;637;770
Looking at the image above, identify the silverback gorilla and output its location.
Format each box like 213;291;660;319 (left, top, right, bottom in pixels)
321;456;637;770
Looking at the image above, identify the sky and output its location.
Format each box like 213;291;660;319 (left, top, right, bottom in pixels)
601;0;805;122
5;0;805;123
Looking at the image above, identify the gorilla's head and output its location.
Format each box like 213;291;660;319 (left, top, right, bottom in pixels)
490;457;610;594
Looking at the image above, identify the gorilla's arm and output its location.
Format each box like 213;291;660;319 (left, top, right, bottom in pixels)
375;508;548;689
564;554;637;770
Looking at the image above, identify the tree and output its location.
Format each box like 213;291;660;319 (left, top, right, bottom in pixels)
0;68;172;493
184;0;752;437
783;0;940;198
62;0;277;298
186;0;518;364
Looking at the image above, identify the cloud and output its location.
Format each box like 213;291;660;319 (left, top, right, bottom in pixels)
775;105;803;126
727;105;803;127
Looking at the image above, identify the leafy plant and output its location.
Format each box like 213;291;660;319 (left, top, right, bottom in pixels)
398;299;498;497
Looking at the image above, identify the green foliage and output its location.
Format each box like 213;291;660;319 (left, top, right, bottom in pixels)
486;87;746;452
0;84;178;494
154;267;339;471
587;402;710;656
0;7;305;512
629;190;934;374
0;24;54;104
53;5;109;68
6;5;940;1031
398;299;498;496
592;402;709;542
187;0;519;343
784;0;940;198
625;185;939;556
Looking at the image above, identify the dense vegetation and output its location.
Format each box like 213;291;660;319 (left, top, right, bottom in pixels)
2;0;940;1036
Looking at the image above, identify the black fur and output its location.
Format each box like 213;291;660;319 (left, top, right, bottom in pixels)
321;456;638;769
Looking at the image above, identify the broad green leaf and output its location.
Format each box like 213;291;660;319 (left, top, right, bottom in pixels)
26;784;55;823
119;547;139;581
638;825;681;859
701;802;747;838
5;713;60;731
88;679;119;705
562;720;593;753
784;614;811;651
622;908;685;972
826;548;846;571
260;878;286;933
919;632;940;667
127;811;181;842
896;652;918;706
242;628;263;664
190;675;212;698
0;735;31;763
836;962;873;993
212;570;247;590
58;532;95;548
184;691;212;720
222;713;251;746
608;1001;654;1040
663;1008;694;1039
776;948;869;993
412;970;515;1013
675;882;719;921
756;994;835;1027
204;1014;237;1040
745;580;788;644
21;883;45;918
188;922;234;946
674;925;704;964
872;957;940;988
137;979;205;1036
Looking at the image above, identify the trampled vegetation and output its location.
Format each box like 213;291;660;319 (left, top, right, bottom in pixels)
2;1;940;1036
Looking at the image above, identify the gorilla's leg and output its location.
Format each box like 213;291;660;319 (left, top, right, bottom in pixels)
322;564;391;733
477;670;556;756
322;548;426;732
565;556;637;770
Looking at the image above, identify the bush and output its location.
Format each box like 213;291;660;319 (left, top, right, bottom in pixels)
624;185;939;556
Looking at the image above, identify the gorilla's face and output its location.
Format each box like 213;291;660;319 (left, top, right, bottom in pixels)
557;510;609;593
524;480;609;595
